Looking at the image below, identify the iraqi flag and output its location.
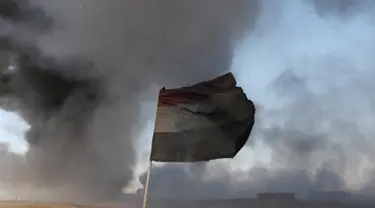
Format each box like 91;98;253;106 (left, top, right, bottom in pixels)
151;72;256;162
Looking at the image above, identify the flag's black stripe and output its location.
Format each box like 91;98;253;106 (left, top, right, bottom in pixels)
177;92;256;156
204;96;255;154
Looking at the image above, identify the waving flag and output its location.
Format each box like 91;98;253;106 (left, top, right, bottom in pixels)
150;72;255;162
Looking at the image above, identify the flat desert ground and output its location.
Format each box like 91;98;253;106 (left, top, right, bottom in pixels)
0;201;106;208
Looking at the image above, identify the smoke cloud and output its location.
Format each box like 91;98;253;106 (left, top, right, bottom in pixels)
0;0;258;202
134;0;375;202
3;0;375;204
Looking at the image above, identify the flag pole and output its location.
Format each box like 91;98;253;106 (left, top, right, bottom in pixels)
142;160;153;208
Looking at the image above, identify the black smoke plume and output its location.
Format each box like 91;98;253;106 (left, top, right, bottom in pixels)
0;0;258;202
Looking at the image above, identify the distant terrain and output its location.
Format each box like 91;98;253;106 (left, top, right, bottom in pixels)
2;194;375;208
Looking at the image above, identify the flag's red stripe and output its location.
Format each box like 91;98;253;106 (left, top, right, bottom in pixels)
158;72;236;106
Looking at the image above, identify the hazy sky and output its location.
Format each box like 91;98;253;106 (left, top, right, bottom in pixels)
0;110;28;154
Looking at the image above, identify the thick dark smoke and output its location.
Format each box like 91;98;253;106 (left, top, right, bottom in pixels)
2;0;375;204
0;0;258;202
133;0;375;203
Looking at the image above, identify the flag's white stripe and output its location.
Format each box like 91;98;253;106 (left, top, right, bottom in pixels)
154;106;215;133
154;89;253;133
